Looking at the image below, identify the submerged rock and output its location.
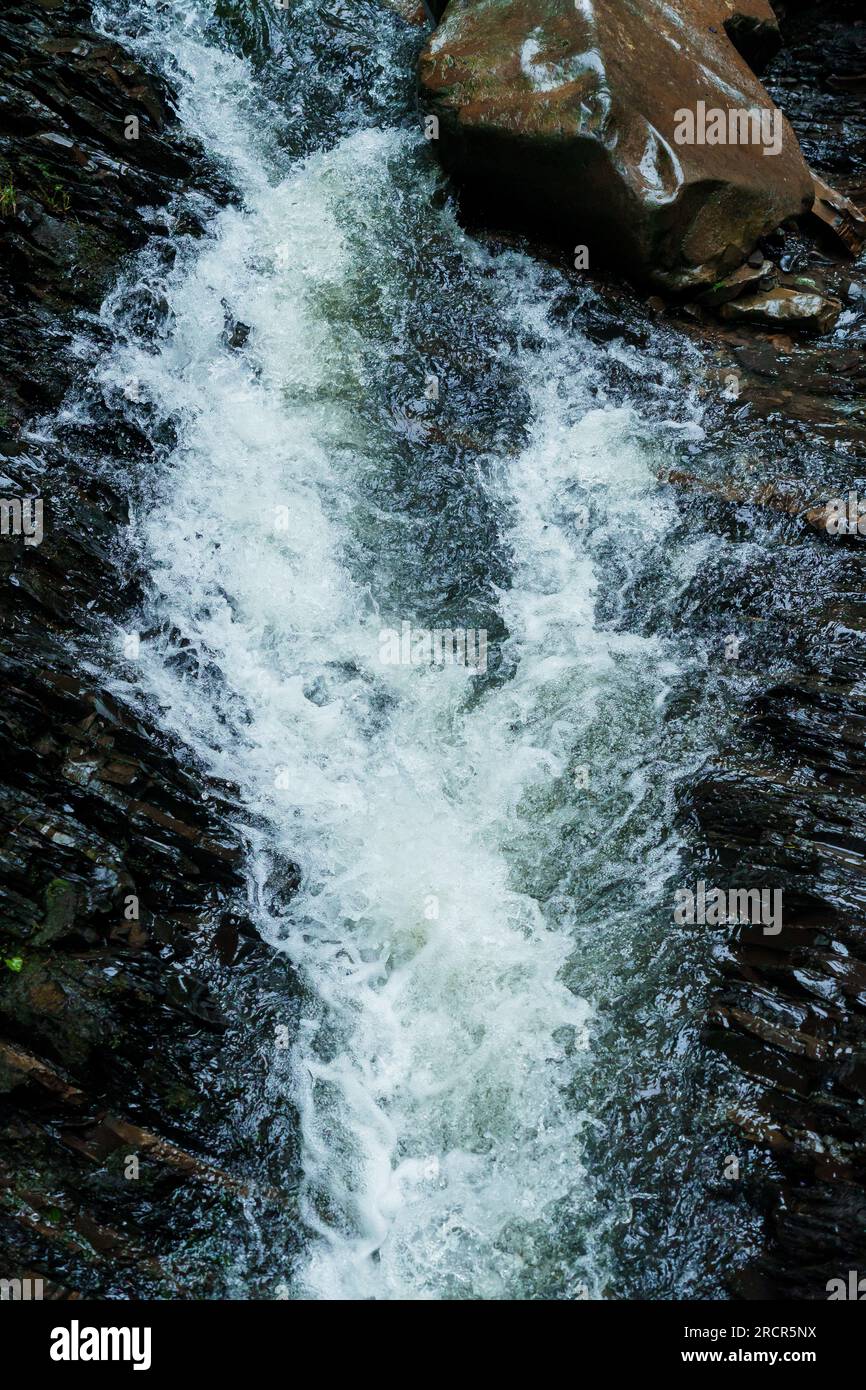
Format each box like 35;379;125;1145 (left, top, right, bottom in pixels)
419;0;815;290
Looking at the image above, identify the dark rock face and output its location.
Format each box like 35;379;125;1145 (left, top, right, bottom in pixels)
670;0;866;1300
694;697;866;1299
723;6;782;74
0;2;301;1298
419;0;815;290
0;0;225;426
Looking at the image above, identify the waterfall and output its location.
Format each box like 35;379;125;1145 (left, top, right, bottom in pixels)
82;0;741;1299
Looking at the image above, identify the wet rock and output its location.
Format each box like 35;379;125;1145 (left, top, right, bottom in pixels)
221;302;251;350
660;1;866;1299
697;258;775;306
419;0;815;290
382;0;429;22
59;1115;245;1194
723;4;783;74
0;1;231;425
695;738;866;1297
660;464;817;524
0;2;302;1298
718;284;841;332
0;1040;85;1105
809;172;866;256
827;72;866;93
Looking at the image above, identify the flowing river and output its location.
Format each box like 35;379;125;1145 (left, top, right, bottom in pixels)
75;0;760;1299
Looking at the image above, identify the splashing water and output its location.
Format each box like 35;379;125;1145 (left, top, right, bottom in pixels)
81;0;745;1299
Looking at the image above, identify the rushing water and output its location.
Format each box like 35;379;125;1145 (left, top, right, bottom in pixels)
75;0;759;1298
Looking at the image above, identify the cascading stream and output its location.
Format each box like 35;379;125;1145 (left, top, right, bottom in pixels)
81;0;745;1298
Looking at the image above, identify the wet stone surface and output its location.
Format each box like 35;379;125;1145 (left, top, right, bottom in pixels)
0;0;301;1298
670;0;866;1300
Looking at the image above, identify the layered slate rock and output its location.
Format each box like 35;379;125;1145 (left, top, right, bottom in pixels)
419;0;815;290
0;2;302;1298
664;0;866;1297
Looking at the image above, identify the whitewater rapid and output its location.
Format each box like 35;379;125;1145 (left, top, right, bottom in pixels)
85;0;728;1299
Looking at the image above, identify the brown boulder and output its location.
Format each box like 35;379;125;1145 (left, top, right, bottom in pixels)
419;0;815;290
